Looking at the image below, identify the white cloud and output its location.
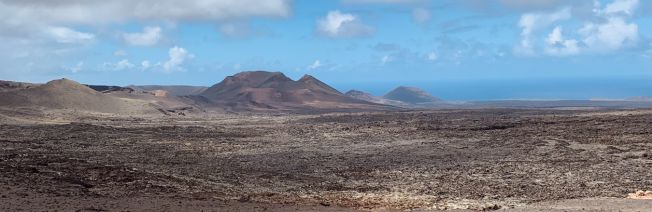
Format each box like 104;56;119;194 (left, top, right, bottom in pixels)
518;8;571;36
499;0;565;11
342;0;424;4
218;22;268;38
412;8;431;23
427;52;438;61
113;50;128;57
317;10;374;38
219;23;248;38
341;0;430;24
580;17;638;52
102;59;135;71
0;0;291;76
0;0;291;27
644;44;652;58
123;26;162;46
46;26;95;44
102;59;161;71
163;46;194;72
116;59;135;70
308;60;323;70
581;0;639;53
514;0;641;56
515;7;571;55
141;60;151;70
544;26;579;56
381;55;393;65
318;11;354;35
597;0;639;16
99;48;193;73
68;61;84;73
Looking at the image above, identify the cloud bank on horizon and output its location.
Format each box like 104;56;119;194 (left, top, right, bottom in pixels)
0;0;650;85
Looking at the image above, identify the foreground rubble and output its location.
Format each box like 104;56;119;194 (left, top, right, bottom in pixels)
1;109;651;211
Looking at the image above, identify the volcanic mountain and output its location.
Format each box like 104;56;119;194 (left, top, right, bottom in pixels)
383;86;440;104
130;85;208;96
198;71;387;111
85;84;198;114
345;90;410;107
0;79;158;114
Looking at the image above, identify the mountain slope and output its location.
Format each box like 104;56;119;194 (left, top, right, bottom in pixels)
383;86;440;104
130;85;208;96
0;79;156;113
345;90;410;107
198;71;388;111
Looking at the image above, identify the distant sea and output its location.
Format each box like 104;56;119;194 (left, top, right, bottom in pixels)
333;77;652;101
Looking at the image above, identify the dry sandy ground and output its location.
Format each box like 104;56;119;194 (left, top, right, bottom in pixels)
1;109;651;211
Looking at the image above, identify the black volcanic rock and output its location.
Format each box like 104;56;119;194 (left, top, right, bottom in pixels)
383;86;440;104
87;85;135;93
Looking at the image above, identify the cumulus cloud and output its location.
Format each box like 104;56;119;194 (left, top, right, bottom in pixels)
114;60;135;71
0;0;291;76
341;0;431;23
514;0;641;56
307;60;323;70
579;0;640;53
380;55;393;65
219;23;250;38
163;46;194;72
101;47;192;72
123;26;162;46
113;50;128;57
515;7;571;55
218;22;270;38
68;61;84;73
373;43;402;51
141;60;151;70
341;0;425;4
0;0;291;46
544;26;579;56
597;0;639;16
499;0;565;11
0;0;291;27
46;26;95;44
427;52;438;61
102;59;135;71
580;17;638;52
316;10;374;38
116;59;135;70
412;8;431;23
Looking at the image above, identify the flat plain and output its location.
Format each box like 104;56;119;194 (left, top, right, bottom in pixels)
1;108;652;211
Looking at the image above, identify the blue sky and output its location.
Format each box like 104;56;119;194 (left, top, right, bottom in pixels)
1;0;651;100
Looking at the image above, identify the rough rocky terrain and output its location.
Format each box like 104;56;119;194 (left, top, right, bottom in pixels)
1;109;651;211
